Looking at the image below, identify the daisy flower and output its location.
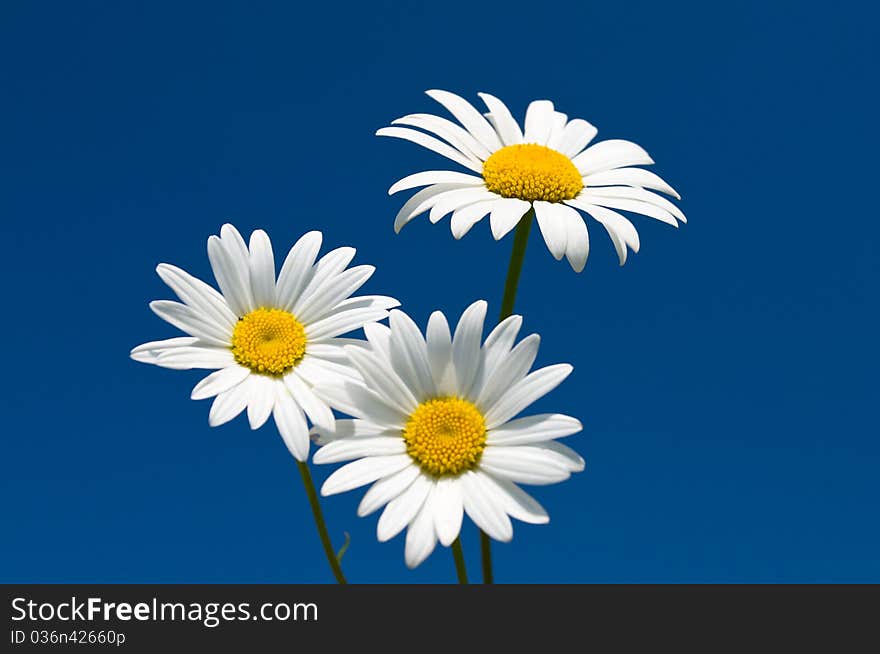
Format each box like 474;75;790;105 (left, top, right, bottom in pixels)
312;300;584;569
131;224;398;461
378;90;686;271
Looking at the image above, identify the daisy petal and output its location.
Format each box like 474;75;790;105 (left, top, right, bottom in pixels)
478;92;523;146
488;475;550;524
322;454;413;497
191;365;250;400
572;139;654;175
487;413;583;445
283;372;335;433
208;381;250;427
358;465;421;517
246;376;275;430
460;471;513;541
273;387;310;461
523;100;555;145
425;89;503;152
313;436;406;464
561;206;590;272
392;114;491;161
426;310;455;396
489;198;530;240
432;477;464;547
484;363;574;428
156;264;236;329
248;229;276;308
404;489;439;568
153;346;235;370
480;446;571;485
533;201;568;260
148;300;231;346
584;167;680;199
378;474;432;542
276;231;322;312
556;118;598;158
452;300;488;397
376;127;482;173
450;200;496;239
388;170;485;195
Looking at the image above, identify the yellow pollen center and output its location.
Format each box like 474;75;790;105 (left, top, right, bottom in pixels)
231;308;306;376
403;397;487;476
482;143;584;203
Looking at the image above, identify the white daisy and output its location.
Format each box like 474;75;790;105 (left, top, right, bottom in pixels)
312;300;584;569
131;223;399;461
378;89;686;271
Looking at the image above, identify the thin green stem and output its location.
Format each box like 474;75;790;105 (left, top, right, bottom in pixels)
451;536;469;584
296;460;347;584
480;207;535;585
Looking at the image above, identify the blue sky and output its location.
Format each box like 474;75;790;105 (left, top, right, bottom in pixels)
1;1;877;582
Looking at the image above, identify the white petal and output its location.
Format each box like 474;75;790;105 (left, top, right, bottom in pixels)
154;345;235;370
488;413;583;446
391;114;491;161
571;194;678;228
363;322;392;360
472;314;523;396
388;310;435;402
392;183;471;233
130;336;198;365
489;198;530;240
358;465;421;517
584;167;680;199
450;200;496;239
452;300;488;397
377;473;432;542
306;307;389;341
248;229;275;308
460;471;513;541
578;203;639;265
487;474;549;525
535;440;586;472
191;365;251;400
208;380;250;427
276;231;322;312
404;487;438;568
311;418;393;446
586;186;686;223
283;372;335;433
572;139;654;175
149;300;231;346
432;477;464;547
155;264;236;329
295;265;375;325
426;310;455;396
478;92;523;146
331;295;400;313
273;388;310;461
425;89;503;152
312;382;407;429
555;119;598;158
561;206;590;272
206;225;253;316
523;100;555;145
313;436;406;464
345;346;418;414
429;188;497;224
484;363;573;428
545;111;568;151
388;170;485;195
246;375;276;430
533;201;568;260
376;126;482;173
476;334;540;410
480;446;571;485
321;454;413;496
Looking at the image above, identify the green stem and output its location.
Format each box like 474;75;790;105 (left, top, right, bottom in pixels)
480;207;535;585
296;460;347;584
451;536;469;584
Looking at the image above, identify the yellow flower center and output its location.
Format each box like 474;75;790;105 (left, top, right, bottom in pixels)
403;397;487;476
231;308;306;376
482;143;584;203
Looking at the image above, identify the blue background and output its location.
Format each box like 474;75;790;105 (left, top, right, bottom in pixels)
1;1;877;583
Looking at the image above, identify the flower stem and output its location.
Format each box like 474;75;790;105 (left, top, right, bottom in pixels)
451;536;469;584
480;206;535;584
296;460;347;584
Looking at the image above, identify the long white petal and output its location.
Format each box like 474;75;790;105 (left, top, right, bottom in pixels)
533;201;568;260
191;365;250;400
480;446;571;485
208;380;250;427
487;413;583;446
149;300;231;346
572;139;654;175
476;334;540;410
478;92;523;146
357;465;421;517
484;363;573;428
273;387;310;461
584;167;680;199
571;194;678;227
245;375;275;430
388;170;485;195
378;474;432;542
275;231;322;312
153;346;235;370
206;225;254;316
562;206;590;273
452;300;488;397
156;264;237;329
388;310;435;402
295;265;375;325
586;186;686;223
391;114;491;161
487;474;549;524
321;454;413;496
578;203;640;265
489;198;530;240
404;487;438;568
535;440;586;472
523;100;555;145
306;307;389;341
450;200;496;239
460;471;513;541
345;346;418;415
429;188;497;224
283;372;335;433
376;127;482;173
556;119;598;158
248;229;276;308
425;89;503;152
313;436;406;464
130;336;198;365
426;310;455;396
432;478;464;547
392;183;471;233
